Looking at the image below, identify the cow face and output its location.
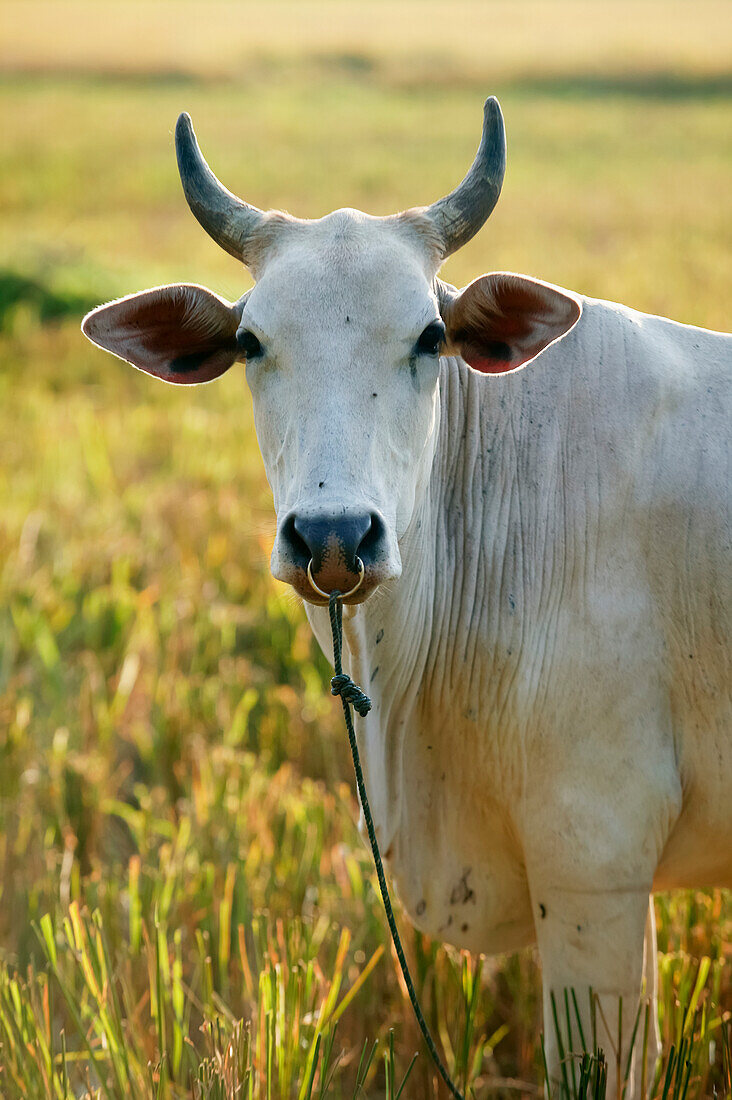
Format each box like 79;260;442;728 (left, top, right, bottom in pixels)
83;211;445;603
82;101;580;604
238;212;446;603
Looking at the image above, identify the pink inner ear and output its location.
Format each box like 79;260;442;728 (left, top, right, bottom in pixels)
460;338;523;374
82;284;241;385
446;272;582;376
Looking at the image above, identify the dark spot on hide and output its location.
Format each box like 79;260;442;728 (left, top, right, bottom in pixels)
450;869;475;906
508;593;516;611
169;350;211;373
539;903;547;919
372;392;378;398
462;922;469;932
416;899;426;916
318;481;325;489
375;629;384;645
345;315;350;323
576;924;582;933
370;666;379;681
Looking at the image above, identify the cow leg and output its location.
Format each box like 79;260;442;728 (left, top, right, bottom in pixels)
531;882;654;1100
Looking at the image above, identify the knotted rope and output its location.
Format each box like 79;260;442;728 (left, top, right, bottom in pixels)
327;591;465;1100
330;672;371;717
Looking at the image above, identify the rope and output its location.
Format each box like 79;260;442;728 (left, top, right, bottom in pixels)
327;591;466;1100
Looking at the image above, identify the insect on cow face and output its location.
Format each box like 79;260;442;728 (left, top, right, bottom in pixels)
82;100;580;604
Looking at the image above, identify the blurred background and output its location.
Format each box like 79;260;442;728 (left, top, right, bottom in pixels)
0;1;730;1096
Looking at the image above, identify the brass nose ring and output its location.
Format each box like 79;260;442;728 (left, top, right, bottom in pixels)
307;557;365;600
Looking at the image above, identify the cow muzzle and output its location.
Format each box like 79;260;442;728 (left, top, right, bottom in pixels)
274;509;392;604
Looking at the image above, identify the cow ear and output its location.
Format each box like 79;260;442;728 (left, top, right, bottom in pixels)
441;272;581;374
81;283;243;384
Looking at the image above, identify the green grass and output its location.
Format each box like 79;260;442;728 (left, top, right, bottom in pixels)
2;73;731;328
0;2;730;1095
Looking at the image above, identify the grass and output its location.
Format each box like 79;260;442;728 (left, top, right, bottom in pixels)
0;1;730;1095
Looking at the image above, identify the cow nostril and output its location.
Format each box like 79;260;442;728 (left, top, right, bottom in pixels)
357;512;386;565
282;510;388;581
281;514;311;568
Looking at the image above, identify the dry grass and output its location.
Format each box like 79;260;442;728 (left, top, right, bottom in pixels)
0;1;730;1096
3;0;732;83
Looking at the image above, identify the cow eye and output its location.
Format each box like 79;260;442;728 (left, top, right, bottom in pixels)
236;329;263;359
415;321;446;357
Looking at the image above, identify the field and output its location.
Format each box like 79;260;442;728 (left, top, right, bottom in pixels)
0;1;730;1096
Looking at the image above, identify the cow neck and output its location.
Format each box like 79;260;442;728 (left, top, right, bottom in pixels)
420;356;509;712
337;353;506;728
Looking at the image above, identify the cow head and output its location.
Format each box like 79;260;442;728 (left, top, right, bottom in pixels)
82;100;580;604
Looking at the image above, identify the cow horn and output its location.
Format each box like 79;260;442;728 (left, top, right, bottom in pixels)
175;112;266;265
425;97;506;258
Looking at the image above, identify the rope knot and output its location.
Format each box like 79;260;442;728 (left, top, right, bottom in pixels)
330;673;372;717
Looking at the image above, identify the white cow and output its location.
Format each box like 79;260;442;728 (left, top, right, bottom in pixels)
83;99;731;1096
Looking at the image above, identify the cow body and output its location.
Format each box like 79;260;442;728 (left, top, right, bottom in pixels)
82;100;731;1096
305;296;731;1084
307;297;732;926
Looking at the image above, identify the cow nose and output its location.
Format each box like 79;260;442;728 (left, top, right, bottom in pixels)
281;511;387;593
